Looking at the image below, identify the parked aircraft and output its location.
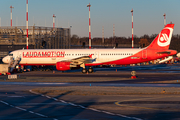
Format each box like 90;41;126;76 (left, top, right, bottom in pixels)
2;24;177;73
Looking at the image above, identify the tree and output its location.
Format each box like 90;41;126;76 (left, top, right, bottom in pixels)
139;38;150;48
71;34;79;45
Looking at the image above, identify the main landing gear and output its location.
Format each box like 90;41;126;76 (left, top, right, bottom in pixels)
82;68;87;73
82;67;94;73
88;67;93;73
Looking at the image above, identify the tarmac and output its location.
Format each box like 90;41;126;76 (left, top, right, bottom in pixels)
0;64;180;120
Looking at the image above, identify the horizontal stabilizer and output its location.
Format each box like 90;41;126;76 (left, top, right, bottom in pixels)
159;56;173;64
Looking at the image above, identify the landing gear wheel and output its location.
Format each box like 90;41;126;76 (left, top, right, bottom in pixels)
82;68;87;73
88;68;93;73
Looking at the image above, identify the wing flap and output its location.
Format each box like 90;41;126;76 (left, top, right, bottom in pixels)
58;54;95;67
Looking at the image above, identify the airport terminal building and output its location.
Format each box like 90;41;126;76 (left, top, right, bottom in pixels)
0;26;71;61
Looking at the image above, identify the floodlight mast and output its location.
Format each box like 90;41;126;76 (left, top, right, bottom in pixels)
163;13;166;27
102;26;104;43
53;14;56;30
131;9;134;48
26;0;28;49
87;3;91;49
10;5;14;28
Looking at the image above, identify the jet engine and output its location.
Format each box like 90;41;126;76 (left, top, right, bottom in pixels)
56;62;71;71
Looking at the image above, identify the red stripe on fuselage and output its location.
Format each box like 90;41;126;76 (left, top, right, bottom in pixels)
85;49;177;66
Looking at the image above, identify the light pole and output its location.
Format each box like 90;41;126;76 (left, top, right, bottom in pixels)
131;9;134;48
10;5;14;28
113;24;115;47
53;14;56;30
102;26;104;44
26;0;28;49
87;3;91;49
163;13;166;27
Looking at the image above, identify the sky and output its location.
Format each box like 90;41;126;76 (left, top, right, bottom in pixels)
0;0;180;38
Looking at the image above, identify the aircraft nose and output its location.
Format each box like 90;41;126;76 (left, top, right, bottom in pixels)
2;56;9;63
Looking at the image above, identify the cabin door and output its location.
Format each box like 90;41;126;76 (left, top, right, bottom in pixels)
18;52;23;63
95;51;99;59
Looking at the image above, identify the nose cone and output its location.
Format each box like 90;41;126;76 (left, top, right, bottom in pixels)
2;56;9;63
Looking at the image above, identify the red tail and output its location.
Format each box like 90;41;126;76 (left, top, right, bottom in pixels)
146;24;174;50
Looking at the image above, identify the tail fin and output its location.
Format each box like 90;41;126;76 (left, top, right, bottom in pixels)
146;24;174;49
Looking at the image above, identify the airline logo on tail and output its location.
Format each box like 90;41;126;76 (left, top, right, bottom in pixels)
146;24;174;50
157;27;173;47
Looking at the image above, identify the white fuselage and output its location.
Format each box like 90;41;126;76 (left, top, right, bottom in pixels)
3;48;142;65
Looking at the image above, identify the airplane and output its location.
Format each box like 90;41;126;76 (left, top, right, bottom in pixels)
2;23;177;73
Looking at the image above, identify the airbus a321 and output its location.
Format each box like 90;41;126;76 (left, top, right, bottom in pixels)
2;24;177;73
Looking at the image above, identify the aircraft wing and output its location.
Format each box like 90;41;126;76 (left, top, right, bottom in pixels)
59;54;95;67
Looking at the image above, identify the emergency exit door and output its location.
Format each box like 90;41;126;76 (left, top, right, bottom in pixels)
142;50;147;59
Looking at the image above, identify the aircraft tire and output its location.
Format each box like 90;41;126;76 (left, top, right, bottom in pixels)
88;68;93;73
82;68;87;73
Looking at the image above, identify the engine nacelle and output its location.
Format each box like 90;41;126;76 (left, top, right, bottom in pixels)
56;62;71;71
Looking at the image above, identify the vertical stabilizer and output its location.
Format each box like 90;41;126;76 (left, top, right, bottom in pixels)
146;24;174;49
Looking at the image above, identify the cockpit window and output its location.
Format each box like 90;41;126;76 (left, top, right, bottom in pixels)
8;54;13;56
